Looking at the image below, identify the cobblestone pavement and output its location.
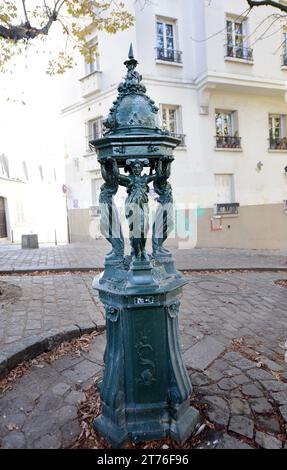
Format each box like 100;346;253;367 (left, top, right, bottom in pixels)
0;241;287;271
0;273;104;350
0;271;287;448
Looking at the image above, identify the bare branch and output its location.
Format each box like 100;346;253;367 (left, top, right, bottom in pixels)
0;1;67;41
247;1;287;13
22;0;30;26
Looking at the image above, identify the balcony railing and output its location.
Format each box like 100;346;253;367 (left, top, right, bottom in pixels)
225;44;253;61
269;137;287;150
215;203;240;216
282;53;287;66
215;135;242;149
155;47;183;64
170;133;186;146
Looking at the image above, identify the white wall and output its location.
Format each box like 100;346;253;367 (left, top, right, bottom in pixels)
61;0;287;218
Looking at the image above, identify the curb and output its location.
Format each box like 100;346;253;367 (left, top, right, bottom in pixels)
0;266;287;275
0;321;106;380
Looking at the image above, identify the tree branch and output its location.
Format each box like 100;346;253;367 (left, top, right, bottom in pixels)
22;0;30;26
247;0;287;13
0;2;65;41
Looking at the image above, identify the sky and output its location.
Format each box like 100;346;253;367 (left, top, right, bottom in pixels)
0;13;66;180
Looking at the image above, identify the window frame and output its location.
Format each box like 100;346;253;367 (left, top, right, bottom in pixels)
84;38;100;76
86;117;103;152
155;16;181;63
160;104;185;145
225;15;252;61
269;113;287;150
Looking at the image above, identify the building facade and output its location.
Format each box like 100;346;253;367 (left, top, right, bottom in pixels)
0;153;68;244
61;0;287;249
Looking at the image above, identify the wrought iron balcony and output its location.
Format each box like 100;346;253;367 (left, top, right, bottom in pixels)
215;135;242;149
215;203;240;215
155;47;183;64
170;133;186;146
269;137;287;150
225;44;253;61
282;53;287;66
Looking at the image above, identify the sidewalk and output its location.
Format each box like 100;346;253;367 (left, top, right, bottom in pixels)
0;270;286;448
0;241;287;272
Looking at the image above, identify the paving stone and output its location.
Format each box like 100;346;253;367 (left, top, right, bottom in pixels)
229;416;254;439
64;391;85;406
204;368;223;382
261;380;287;393
246;368;275;382
1;431;27;449
204;396;228;411
250;398;274;414
242;384;263;398
235;358;256;371
61;419;82;448
52;405;78;426
183;337;225;371
262;358;285;372
52;383;72;396
279;405;287;421
229;398;251;416
232;374;251;385
23;415;59;443
33;394;63;413
223;366;242;377
271;391;287;405
256;416;281;433
217;378;237;391
61;359;101;383
33;431;62;449
207;409;229;427
255;431;283;449
53;355;84;372
189;371;210;387
0;413;26;432
216;434;253;449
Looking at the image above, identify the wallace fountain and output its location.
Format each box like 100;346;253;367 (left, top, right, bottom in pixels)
89;45;200;448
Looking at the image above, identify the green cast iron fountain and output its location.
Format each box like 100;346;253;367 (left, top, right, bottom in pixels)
90;45;200;448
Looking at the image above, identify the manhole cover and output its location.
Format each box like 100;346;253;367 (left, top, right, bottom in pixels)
195;279;239;294
0;281;22;307
274;280;287;289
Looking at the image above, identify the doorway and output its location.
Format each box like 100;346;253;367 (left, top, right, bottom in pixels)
0;197;7;238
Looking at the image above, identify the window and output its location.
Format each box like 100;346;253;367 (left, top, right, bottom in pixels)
269;114;287;149
156;19;182;63
214;174;239;215
161;105;185;146
85;39;100;75
86;118;103;151
226;17;253;61
215;110;241;148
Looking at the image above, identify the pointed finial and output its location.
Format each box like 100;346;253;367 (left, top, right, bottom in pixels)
124;42;138;69
128;43;134;60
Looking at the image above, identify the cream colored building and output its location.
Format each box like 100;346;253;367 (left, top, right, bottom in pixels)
0;153;67;244
61;0;287;249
